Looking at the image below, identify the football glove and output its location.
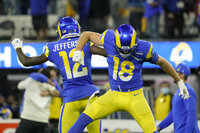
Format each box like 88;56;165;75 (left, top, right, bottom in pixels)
177;80;190;99
12;38;23;49
72;50;84;66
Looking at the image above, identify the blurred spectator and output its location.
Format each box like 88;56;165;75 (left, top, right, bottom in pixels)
7;94;19;118
47;66;63;133
196;0;200;34
30;0;48;40
163;0;186;38
128;0;145;34
145;0;162;39
66;0;77;18
0;96;12;119
3;0;20;14
48;0;57;14
0;95;7;108
49;96;62;133
0;95;12;119
3;0;14;14
20;0;29;14
88;0;110;33
155;81;172;120
71;0;90;31
0;71;12;99
57;0;68;20
110;0;129;29
15;68;61;133
184;0;197;38
0;0;5;14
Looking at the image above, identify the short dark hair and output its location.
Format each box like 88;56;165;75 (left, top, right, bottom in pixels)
40;68;51;78
46;66;58;74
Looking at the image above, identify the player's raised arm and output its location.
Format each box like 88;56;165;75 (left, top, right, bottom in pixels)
75;31;103;51
156;55;181;82
12;38;48;66
73;31;103;65
155;55;189;99
90;44;107;57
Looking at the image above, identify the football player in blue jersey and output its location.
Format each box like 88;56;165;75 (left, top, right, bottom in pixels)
69;24;190;133
12;17;107;133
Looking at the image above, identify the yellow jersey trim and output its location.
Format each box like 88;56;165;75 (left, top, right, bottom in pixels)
44;45;49;57
90;41;94;47
146;43;153;60
100;30;108;45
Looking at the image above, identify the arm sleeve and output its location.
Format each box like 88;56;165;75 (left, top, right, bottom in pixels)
157;111;173;130
145;43;159;64
42;83;56;91
53;79;63;97
17;78;32;90
29;73;49;83
184;93;197;133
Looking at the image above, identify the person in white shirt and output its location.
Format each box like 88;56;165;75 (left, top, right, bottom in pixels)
15;67;62;133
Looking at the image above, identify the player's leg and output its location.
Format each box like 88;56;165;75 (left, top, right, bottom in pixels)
127;89;157;133
68;90;119;133
86;96;101;133
58;102;80;133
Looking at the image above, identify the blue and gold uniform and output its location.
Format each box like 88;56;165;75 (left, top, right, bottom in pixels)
43;18;100;133
82;29;159;133
44;38;99;103
101;30;158;91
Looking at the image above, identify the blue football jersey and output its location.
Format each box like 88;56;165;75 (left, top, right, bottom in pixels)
44;37;99;103
100;30;159;91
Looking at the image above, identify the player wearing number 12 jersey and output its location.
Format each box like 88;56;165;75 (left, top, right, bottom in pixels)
11;17;107;133
69;24;190;133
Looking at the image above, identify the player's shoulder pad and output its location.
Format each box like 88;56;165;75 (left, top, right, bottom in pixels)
136;39;154;59
100;29;115;44
44;41;56;57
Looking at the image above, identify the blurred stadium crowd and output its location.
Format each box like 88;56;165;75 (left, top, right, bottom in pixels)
0;0;199;41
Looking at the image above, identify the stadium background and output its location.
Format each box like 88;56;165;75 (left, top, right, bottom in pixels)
0;0;200;133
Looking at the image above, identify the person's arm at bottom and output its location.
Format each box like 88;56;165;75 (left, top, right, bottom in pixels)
157;111;173;132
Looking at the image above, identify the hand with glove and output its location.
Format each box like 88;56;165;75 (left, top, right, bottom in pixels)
12;38;23;49
72;50;84;66
177;80;190;99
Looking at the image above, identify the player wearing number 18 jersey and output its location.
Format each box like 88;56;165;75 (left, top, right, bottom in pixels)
11;17;107;133
69;24;190;133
